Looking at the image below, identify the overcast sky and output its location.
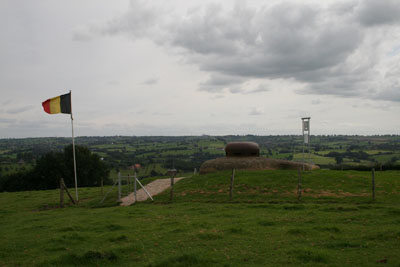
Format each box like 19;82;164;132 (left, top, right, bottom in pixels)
1;0;399;138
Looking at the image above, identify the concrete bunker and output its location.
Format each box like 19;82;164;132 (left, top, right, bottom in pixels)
200;141;319;174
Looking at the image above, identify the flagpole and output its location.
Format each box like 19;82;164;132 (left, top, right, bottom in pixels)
70;90;79;202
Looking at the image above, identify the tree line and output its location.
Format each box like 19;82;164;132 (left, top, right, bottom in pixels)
0;145;109;192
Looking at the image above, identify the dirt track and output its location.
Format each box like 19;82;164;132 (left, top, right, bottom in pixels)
120;177;184;206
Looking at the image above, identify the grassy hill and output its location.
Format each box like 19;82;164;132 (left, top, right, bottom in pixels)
0;170;399;266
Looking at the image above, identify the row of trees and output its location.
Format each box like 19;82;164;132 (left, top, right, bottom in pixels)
0;145;109;192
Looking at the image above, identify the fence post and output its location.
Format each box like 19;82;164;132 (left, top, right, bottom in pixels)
134;171;137;203
101;178;104;197
297;169;302;201
229;169;235;201
170;173;175;202
118;172;121;202
60;178;64;208
61;180;76;205
128;174;131;195
372;168;375;201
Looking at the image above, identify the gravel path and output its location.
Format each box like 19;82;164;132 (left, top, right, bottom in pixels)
120;177;185;206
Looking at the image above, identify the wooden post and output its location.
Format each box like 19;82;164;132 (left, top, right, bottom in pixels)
170;173;175;202
229;169;235;201
61;181;76;205
372;168;375;201
118;172;121;202
101;178;104;197
134;171;137;203
297;169;302;201
60;178;64;208
100;179;118;204
128;174;131;194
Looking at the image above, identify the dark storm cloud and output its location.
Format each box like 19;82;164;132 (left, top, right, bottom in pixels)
172;2;361;77
356;0;400;26
167;2;366;96
95;0;400;101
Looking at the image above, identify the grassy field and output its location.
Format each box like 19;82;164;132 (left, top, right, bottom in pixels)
0;170;399;266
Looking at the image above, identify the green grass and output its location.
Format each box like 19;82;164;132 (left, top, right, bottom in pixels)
0;170;399;266
154;170;399;204
293;153;336;165
371;153;400;163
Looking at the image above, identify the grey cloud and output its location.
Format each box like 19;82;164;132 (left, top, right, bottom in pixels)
199;74;244;92
72;0;160;42
206;82;269;95
372;59;400;102
136;110;146;115
172;3;361;74
6;105;34;114
97;1;400;101
356;0;400;26
152;111;172;116
143;77;158;85
72;25;96;42
0;118;14;123
210;95;224;100
2;99;12;106
228;86;244;94
198;85;224;93
168;2;365;95
170;4;254;56
311;99;321;105
249;108;264;116
107;80;120;86
302;72;370;98
202;74;244;87
102;0;160;39
375;86;400;102
0;118;57;137
245;84;269;94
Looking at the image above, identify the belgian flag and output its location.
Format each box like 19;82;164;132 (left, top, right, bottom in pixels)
42;92;71;114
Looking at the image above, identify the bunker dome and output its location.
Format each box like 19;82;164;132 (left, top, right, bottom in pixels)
225;142;260;157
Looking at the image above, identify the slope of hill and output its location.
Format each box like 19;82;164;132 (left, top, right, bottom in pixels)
0;170;399;266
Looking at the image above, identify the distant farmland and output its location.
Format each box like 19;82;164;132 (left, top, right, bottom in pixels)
1;135;399;180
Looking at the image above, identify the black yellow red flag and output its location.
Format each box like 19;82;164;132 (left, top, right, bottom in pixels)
42;93;71;114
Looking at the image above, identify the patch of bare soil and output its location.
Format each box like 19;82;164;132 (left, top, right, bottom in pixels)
120;177;184;206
